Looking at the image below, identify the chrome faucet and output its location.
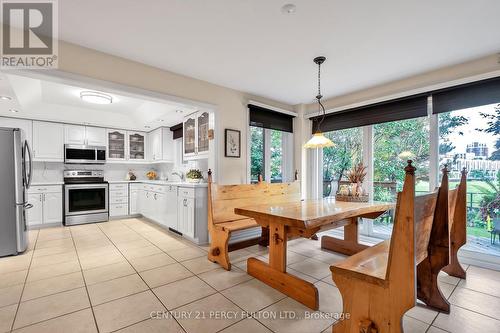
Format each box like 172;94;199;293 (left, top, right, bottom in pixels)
171;171;185;181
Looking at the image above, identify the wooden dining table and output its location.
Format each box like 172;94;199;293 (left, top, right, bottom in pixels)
235;198;394;310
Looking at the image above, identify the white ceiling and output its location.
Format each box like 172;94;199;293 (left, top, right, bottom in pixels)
0;73;198;130
57;0;500;105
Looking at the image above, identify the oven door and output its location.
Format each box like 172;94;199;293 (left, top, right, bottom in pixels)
65;184;108;216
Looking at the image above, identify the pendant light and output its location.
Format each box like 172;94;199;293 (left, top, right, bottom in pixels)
304;56;334;149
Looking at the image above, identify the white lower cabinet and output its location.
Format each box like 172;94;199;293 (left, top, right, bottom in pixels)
177;187;207;244
129;187;141;215
26;185;63;227
126;182;207;244
109;183;129;217
139;184;174;229
26;193;43;226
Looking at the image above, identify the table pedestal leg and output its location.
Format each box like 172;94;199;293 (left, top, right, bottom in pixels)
247;221;319;310
321;217;369;255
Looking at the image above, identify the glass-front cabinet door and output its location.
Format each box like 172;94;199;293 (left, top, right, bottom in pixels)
107;129;126;160
128;132;146;160
197;112;209;155
183;115;196;156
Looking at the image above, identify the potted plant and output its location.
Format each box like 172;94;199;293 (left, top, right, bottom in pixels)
347;163;367;197
186;169;204;183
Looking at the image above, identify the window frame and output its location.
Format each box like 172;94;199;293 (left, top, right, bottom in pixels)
247;103;295;184
312;96;500;269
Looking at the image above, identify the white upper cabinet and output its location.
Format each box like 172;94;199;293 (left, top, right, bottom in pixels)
65;125;106;146
149;128;162;161
147;127;173;163
183;111;210;160
128;131;146;161
33;121;64;161
107;129;127;161
64;125;86;145
0;117;32;148
85;126;107;146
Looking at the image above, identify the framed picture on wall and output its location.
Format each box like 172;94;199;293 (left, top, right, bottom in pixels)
224;129;241;158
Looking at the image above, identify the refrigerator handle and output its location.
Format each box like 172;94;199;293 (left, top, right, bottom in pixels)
24;140;33;189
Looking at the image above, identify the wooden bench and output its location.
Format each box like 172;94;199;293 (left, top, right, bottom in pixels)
443;168;467;279
330;161;450;333
207;170;301;270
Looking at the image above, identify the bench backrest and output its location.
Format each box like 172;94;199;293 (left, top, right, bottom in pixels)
207;170;301;225
386;163;449;282
448;168;467;242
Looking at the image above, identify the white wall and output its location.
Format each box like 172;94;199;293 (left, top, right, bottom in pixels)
55;41;294;185
305;54;500;116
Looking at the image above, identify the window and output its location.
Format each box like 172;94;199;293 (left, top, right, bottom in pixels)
372;116;430;236
249;127;293;183
322;127;363;197
270;129;283;183
250;126;264;183
248;104;295;184
438;103;500;256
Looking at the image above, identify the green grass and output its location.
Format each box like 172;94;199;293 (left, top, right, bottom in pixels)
467;226;491;238
416;180;495;208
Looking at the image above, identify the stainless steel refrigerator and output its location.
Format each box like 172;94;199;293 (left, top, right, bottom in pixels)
0;127;32;257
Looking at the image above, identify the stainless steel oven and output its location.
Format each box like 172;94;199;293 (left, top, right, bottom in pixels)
64;145;106;164
64;170;108;225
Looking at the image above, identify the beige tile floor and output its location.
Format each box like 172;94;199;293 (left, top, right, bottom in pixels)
0;218;499;333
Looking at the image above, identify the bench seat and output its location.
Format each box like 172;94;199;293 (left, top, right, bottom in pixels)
331;240;389;285
215;218;259;232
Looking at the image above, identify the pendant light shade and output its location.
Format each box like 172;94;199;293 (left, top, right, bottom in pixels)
304;132;334;148
304;56;334;149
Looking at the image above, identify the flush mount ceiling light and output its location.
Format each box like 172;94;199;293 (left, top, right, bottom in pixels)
0;95;12;101
304;56;334;149
144;125;151;129
281;3;296;14
9;108;19;113
80;91;113;105
175;110;184;114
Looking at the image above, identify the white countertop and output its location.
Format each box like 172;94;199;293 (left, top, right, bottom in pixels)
31;182;64;186
30;180;208;188
108;180;208;188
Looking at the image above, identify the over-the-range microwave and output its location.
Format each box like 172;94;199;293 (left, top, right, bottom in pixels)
64;144;106;164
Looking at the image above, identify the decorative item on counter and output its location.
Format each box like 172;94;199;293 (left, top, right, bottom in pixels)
336;163;369;202
186;169;203;183
126;170;137;181
146;170;157;180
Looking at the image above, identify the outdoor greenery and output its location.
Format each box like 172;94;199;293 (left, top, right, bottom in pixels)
373;117;430;199
250;127;283;183
322;127;362;194
250;126;264;182
270;130;283;182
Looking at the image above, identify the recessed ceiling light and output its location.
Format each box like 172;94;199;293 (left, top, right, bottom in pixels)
175;110;184;113
159;119;164;122
281;3;296;14
144;125;151;129
0;95;12;101
80;91;113;104
9;108;19;113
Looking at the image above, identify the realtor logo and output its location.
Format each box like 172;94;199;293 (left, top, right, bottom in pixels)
1;0;58;68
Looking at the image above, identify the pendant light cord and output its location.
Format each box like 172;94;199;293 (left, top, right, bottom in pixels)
316;61;326;133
